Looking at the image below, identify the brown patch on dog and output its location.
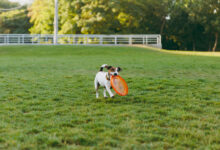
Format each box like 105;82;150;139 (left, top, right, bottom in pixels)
107;66;116;74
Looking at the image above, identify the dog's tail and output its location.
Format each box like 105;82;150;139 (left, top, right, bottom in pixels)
100;64;108;71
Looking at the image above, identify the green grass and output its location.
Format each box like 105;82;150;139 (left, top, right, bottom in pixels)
0;45;219;149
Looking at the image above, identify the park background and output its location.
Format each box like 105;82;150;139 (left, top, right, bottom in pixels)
0;0;219;51
0;0;220;149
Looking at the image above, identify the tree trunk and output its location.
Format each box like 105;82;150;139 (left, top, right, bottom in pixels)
193;40;196;51
208;42;211;51
212;32;218;52
160;17;166;36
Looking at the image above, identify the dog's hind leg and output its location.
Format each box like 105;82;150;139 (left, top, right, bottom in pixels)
94;79;99;98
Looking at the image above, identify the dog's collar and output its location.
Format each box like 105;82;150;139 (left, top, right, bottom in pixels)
106;73;111;81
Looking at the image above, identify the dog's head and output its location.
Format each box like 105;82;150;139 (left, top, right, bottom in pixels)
106;66;122;76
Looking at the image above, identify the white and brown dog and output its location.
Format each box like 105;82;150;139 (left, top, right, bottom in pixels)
94;64;122;98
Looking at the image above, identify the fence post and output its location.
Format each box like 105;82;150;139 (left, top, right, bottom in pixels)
100;36;103;45
129;36;132;45
7;35;9;45
146;35;148;45
4;36;6;45
83;35;85;45
73;35;75;45
22;35;24;44
38;35;40;45
115;36;117;45
18;36;20;44
158;35;162;48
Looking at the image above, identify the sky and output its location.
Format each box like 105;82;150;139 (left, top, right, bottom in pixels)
9;0;34;5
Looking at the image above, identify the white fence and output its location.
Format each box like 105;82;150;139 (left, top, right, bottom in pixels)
0;34;162;48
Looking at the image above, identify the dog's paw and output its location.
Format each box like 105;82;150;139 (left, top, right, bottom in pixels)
104;96;108;99
110;96;115;98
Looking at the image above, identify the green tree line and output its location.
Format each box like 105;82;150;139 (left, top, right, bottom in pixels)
0;0;219;51
0;0;31;34
0;0;18;9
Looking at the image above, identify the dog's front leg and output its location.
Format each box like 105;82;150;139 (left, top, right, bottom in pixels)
103;88;108;98
105;86;114;98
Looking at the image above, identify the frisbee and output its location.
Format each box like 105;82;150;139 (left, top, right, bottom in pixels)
111;75;128;96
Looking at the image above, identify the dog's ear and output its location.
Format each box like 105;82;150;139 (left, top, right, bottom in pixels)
117;67;122;72
107;66;112;70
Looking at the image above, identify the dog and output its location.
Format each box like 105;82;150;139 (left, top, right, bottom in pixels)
94;64;122;98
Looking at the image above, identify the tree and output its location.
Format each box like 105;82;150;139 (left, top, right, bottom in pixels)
163;0;207;51
0;0;19;11
61;0;121;34
29;0;121;34
0;1;31;34
28;0;219;51
29;0;54;34
188;0;220;51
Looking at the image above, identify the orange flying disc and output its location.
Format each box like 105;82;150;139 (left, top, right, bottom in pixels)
111;75;128;96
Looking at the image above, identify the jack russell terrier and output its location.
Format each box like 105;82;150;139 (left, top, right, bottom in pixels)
94;64;122;98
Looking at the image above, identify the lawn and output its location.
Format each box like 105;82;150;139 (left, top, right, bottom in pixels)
0;46;219;149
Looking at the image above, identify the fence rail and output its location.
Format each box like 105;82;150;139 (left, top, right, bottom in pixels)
0;34;162;48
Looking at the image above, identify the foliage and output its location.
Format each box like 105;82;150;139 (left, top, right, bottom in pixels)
29;0;54;34
188;0;220;51
0;0;31;34
0;46;220;149
163;0;220;51
0;0;19;10
28;0;220;51
0;0;220;50
0;8;31;34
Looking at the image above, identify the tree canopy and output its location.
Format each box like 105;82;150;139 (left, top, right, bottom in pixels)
0;0;19;10
0;0;31;34
1;0;220;51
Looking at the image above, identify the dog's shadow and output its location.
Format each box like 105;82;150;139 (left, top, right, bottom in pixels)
94;95;148;105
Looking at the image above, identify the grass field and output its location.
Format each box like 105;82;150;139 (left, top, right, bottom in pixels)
0;46;220;149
